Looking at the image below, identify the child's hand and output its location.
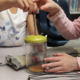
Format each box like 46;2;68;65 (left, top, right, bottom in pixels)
33;0;61;15
42;53;79;73
12;0;37;13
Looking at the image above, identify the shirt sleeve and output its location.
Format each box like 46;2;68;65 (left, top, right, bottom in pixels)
47;9;80;40
77;57;80;73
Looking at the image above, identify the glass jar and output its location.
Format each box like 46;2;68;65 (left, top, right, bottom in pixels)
25;35;47;73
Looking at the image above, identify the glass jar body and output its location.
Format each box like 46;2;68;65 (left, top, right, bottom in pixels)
25;42;47;72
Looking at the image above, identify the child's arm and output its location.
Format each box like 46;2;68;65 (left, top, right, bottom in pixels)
27;14;38;35
34;0;80;40
0;0;37;13
48;9;80;40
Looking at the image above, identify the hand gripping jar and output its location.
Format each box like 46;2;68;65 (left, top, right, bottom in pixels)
25;35;47;73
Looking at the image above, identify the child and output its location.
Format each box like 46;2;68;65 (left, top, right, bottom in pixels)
33;0;80;73
0;7;38;46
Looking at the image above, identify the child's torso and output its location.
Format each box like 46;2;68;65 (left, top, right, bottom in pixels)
0;8;28;46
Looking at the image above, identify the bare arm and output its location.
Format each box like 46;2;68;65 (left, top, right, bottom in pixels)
0;0;37;13
0;0;13;11
27;14;38;35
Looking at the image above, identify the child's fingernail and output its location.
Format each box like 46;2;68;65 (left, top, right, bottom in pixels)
33;11;37;13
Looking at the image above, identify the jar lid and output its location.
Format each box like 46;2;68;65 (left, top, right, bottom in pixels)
24;35;47;43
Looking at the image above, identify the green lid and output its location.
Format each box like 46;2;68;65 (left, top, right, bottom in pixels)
25;35;47;43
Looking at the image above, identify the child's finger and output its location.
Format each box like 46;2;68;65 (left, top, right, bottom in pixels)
42;61;60;68
23;0;29;12
45;66;63;73
27;0;34;14
33;3;37;13
33;0;39;2
16;0;24;9
44;57;60;61
33;0;46;2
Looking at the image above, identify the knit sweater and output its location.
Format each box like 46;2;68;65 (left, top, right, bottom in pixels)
47;9;80;70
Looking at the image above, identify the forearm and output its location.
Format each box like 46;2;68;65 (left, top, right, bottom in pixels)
48;9;80;40
27;14;38;35
0;0;14;11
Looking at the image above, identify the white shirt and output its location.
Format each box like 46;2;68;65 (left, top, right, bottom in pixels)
0;8;29;46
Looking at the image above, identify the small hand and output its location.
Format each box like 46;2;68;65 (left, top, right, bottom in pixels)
42;53;79;73
33;0;61;15
12;0;37;13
